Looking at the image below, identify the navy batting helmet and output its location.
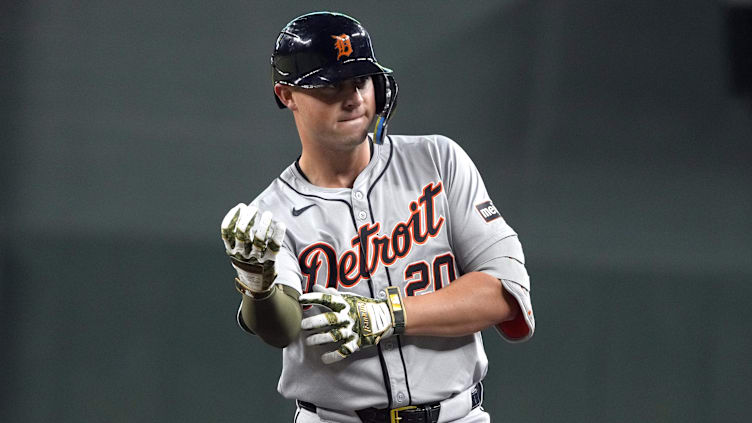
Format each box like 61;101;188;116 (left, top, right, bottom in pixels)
271;12;398;143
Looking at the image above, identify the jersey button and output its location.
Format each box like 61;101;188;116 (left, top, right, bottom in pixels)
396;392;405;403
383;342;393;351
357;210;367;220
378;291;386;299
354;191;364;200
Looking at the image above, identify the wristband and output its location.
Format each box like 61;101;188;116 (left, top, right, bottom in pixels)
235;278;273;300
385;286;406;335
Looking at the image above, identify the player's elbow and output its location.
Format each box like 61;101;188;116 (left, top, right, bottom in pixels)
499;285;520;323
471;277;521;331
475;272;520;325
240;285;303;348
255;324;301;348
463;273;521;331
245;309;302;348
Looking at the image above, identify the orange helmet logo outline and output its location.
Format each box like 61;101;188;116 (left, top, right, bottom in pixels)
331;34;353;60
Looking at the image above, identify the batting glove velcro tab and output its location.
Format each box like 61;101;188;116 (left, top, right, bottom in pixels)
299;286;405;364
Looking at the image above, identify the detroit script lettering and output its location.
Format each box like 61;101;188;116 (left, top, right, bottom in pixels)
299;182;444;292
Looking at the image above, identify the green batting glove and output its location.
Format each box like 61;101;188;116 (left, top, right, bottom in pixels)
221;203;286;295
299;285;406;364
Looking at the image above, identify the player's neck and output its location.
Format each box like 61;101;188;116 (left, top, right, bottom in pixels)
298;138;372;188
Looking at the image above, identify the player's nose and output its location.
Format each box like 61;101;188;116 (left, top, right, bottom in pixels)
342;80;364;109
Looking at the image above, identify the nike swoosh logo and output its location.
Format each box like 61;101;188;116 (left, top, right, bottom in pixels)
292;204;315;217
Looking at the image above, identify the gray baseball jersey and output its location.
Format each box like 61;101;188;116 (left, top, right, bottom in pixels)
237;134;535;412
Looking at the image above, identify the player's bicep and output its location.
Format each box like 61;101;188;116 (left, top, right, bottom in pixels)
436;136;516;269
464;235;527;287
433;136;534;340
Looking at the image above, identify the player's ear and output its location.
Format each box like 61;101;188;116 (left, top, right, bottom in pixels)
274;84;297;110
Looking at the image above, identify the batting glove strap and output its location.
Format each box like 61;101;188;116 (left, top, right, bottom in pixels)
234;277;274;300
231;258;276;293
385;286;406;336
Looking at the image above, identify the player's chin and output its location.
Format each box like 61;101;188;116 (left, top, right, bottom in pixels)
335;117;371;141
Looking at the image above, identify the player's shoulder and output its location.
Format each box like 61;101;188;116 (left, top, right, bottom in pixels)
388;133;461;151
388;134;466;160
247;167;297;213
388;133;456;147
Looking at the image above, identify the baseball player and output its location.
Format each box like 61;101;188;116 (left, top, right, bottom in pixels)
221;12;535;423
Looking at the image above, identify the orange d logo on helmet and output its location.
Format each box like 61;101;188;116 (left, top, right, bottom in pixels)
331;34;353;60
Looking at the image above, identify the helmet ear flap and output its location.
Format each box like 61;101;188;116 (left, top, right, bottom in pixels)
372;74;398;115
372;74;386;114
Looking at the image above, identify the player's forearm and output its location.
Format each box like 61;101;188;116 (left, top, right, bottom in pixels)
402;272;518;337
239;284;302;348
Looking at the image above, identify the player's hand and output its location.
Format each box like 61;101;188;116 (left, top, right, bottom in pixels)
221;203;286;294
299;286;401;364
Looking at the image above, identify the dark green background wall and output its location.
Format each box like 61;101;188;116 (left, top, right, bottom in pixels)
2;1;750;422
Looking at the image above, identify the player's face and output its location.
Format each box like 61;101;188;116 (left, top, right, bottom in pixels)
288;76;376;150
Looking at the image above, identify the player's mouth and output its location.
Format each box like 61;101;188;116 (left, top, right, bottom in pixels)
338;113;366;122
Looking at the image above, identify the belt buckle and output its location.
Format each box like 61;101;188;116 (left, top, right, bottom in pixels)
389;405;417;422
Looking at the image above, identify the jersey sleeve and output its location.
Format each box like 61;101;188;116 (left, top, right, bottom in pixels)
436;135;535;341
269;238;304;294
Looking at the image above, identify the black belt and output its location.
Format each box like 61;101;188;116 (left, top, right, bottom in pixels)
297;382;483;423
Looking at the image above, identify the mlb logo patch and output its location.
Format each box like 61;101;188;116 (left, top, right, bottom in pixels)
475;200;501;222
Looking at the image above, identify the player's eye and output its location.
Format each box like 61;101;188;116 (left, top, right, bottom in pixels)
354;76;370;88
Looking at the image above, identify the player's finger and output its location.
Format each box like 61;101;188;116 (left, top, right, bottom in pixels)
312;284;338;295
260;220;286;263
299;292;348;312
235;205;258;243
305;332;334;346
248;211;272;261
305;327;353;346
301;312;345;331
220;203;244;250
229;239;252;261
321;338;358;364
253;211;273;248
268;220;286;253
231;205;258;259
321;349;348;364
338;338;358;356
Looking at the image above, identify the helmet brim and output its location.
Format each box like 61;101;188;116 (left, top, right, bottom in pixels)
295;59;392;88
275;59;392;108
